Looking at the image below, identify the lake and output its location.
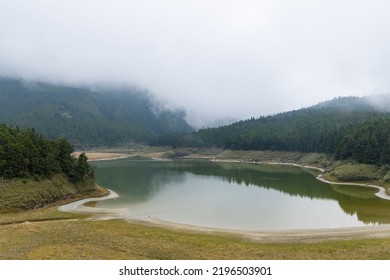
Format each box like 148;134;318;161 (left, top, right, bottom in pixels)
93;159;390;230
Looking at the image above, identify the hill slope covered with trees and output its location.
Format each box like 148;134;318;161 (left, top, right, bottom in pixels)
0;77;193;148
0;124;96;212
151;95;390;165
0;124;92;180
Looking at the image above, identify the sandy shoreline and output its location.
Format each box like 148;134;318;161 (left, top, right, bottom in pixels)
58;189;390;242
58;189;128;216
316;174;390;200
214;158;390;201
133;217;390;242
59;153;390;241
73;152;130;161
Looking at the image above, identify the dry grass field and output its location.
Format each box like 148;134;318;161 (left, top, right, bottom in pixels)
1;207;390;260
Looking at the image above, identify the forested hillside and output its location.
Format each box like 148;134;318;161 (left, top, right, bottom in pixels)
0;124;92;181
151;96;390;165
0;124;97;212
0;78;192;148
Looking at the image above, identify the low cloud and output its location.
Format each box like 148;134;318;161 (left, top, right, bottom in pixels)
1;0;390;127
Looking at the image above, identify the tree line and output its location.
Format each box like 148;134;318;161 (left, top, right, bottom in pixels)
0;124;93;181
150;97;390;165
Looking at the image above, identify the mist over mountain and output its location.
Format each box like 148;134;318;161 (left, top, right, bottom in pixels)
313;95;390;112
2;74;390;166
152;95;390;165
0;77;193;148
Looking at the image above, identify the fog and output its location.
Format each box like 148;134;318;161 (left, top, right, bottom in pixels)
1;0;390;127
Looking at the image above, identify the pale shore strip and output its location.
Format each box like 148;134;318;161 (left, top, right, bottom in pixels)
263;161;390;200
214;158;390;200
316;174;390;201
213;158;325;172
132;217;390;243
58;190;390;242
269;162;390;201
58;156;390;242
58;189;128;216
73;152;130;161
75;151;389;202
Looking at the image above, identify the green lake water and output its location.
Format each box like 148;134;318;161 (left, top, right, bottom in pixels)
93;159;390;230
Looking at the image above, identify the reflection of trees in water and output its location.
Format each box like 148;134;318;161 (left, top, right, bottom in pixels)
177;161;390;225
94;160;187;201
182;161;338;200
337;196;390;224
94;159;390;224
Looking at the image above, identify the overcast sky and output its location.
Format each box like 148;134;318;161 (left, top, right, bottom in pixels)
1;0;390;127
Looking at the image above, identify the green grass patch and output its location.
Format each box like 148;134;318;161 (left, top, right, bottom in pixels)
384;170;390;183
330;163;381;182
217;150;304;162
0;207;87;226
0;175;102;213
299;153;333;168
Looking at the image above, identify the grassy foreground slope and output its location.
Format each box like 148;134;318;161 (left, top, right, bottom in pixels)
1;208;390;259
0;176;108;213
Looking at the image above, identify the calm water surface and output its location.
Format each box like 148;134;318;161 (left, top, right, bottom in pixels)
93;159;390;230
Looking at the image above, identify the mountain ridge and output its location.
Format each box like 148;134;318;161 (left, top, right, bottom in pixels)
151;95;390;165
0;77;193;148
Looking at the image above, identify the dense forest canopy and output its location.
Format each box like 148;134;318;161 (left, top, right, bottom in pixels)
0;124;92;181
0;77;193;148
151;95;390;165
